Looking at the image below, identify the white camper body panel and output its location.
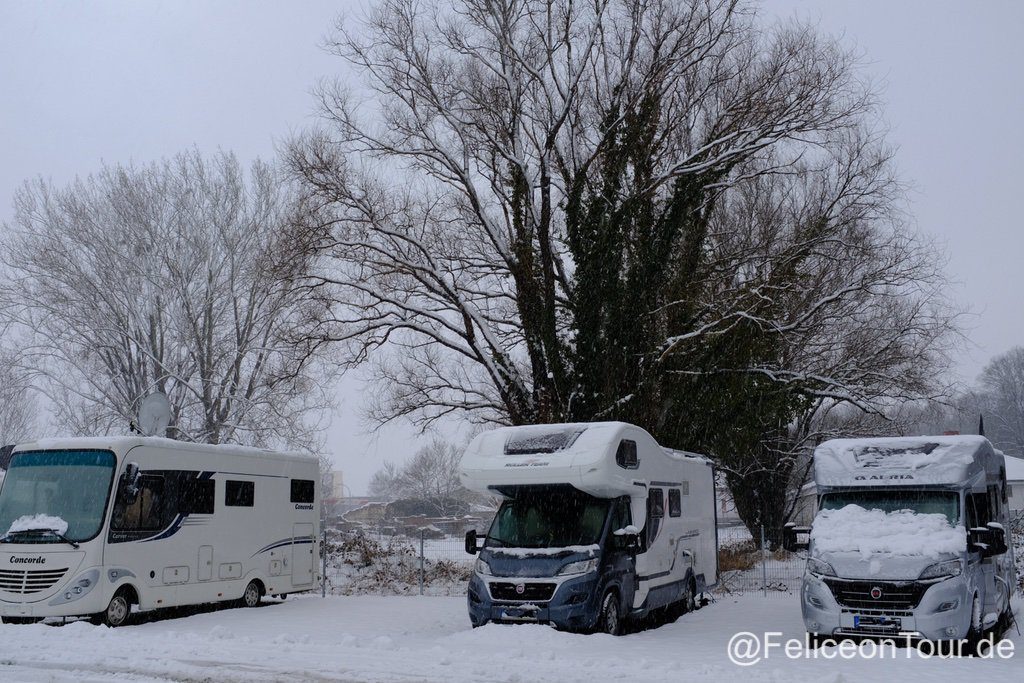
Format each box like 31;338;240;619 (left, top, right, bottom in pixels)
460;422;717;610
0;437;319;620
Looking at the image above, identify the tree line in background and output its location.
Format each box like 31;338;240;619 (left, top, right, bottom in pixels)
367;439;485;516
0;0;1016;545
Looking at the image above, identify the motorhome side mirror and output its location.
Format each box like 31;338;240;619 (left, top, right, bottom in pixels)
613;525;640;553
782;524;811;552
984;523;1008;557
969;524;1007;558
464;529;479;555
121;462;141;504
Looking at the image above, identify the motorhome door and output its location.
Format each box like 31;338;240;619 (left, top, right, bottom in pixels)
292;523;314;585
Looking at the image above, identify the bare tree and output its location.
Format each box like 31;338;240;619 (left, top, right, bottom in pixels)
368;439;475;515
1;151;332;451
0;349;37;448
977;347;1024;456
290;0;958;540
291;0;953;429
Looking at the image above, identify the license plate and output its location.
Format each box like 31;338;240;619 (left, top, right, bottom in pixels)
854;615;900;629
501;609;537;621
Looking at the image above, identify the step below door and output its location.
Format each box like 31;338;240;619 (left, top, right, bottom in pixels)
292;523;314;586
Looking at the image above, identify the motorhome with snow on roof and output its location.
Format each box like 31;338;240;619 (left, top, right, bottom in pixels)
785;435;1016;646
460;422;717;634
0;436;320;626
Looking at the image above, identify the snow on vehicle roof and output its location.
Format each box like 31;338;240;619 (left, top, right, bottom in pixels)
12;435;316;463
814;435;993;487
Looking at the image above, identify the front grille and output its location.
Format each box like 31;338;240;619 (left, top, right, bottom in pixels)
489;581;556;602
824;578;928;611
0;567;68;594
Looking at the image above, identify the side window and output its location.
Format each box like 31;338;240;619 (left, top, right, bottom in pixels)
616;440;639;469
112;475;166;531
225;480;254;507
180;478;215;514
291;479;315;504
646;488;664;547
668;489;681;517
1000;468;1008;504
988;485;1000;520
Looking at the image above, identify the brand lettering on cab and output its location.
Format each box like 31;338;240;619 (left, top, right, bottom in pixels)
9;556;46;564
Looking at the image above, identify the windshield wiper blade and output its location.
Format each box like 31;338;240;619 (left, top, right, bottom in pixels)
2;528;79;549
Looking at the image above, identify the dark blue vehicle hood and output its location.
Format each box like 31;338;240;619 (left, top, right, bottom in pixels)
480;545;600;578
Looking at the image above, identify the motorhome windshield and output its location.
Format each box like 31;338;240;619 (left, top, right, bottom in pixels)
819;489;959;525
0;450;116;543
488;488;609;549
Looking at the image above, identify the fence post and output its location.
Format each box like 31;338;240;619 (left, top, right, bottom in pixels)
760;524;767;598
321;528;328;598
419;529;425;595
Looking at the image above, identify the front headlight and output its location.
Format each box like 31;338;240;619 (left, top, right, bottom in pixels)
806;557;836;577
919;559;962;580
557;558;599;576
474;558;493;576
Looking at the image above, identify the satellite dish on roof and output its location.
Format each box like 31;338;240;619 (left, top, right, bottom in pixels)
137;392;171;437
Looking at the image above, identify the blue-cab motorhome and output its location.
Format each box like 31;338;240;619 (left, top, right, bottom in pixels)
0;437;320;625
785;435;1016;645
460;422;717;634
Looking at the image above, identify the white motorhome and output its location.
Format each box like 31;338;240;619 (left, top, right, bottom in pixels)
460;422;717;634
0;437;320;626
786;435;1016;646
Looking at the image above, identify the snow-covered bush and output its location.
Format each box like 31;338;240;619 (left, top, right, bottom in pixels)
1011;512;1024;592
323;532;470;596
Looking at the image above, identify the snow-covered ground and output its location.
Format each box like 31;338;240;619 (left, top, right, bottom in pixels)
1;593;1020;682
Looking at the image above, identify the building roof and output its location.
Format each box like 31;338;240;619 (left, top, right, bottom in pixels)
1004;455;1024;482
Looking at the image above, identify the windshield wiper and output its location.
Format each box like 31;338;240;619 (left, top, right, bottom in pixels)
1;528;79;549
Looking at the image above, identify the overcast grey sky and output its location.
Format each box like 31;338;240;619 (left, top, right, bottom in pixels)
2;1;1022;493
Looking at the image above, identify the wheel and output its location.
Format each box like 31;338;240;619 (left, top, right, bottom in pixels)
240;580;262;608
681;578;696;614
96;591;132;627
597;590;623;636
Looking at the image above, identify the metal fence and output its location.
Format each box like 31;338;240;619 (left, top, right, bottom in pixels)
321;524;807;598
321;527;472;597
715;524;805;597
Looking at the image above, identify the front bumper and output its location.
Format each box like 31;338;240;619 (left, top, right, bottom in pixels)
467;572;600;631
0;567;108;619
801;573;972;641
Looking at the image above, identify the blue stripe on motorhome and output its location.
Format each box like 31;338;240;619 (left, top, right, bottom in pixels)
141;513;187;542
250;537;314;558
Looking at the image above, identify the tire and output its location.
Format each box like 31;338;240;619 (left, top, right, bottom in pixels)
597;590;623;636
681;578;697;615
97;591;133;628
240;580;262;609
